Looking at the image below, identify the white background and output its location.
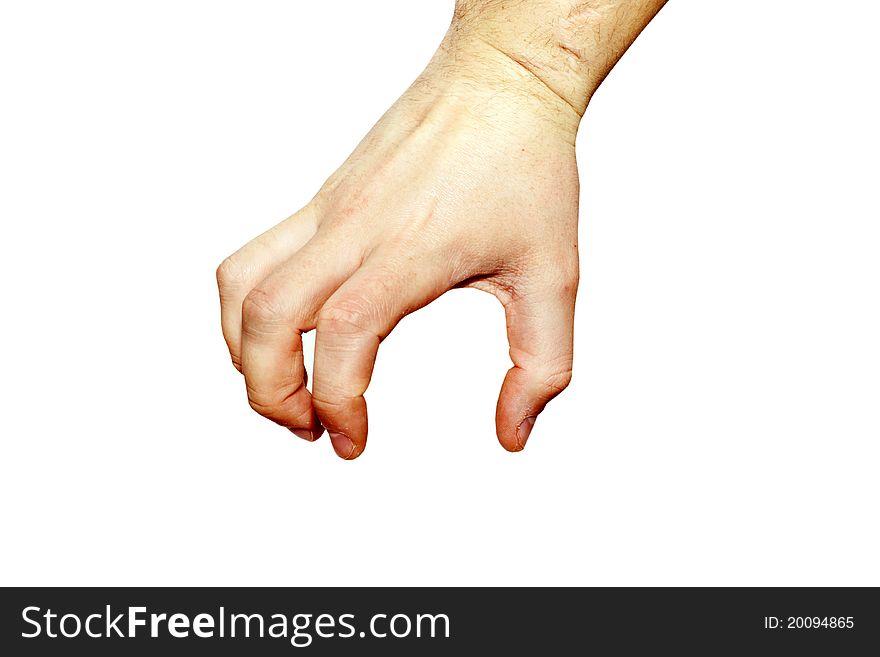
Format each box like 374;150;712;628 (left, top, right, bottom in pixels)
1;1;878;586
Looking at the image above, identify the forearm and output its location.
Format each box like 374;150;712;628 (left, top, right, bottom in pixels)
446;0;667;116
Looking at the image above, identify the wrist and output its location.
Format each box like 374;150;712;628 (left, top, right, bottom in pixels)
424;34;585;142
416;41;579;144
445;0;667;121
446;1;597;118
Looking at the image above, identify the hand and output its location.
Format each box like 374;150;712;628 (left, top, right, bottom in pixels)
216;35;582;459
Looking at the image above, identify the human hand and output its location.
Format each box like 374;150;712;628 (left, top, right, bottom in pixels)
217;1;665;459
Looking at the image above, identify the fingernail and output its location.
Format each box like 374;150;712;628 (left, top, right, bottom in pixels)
329;432;356;459
289;428;314;441
516;416;537;450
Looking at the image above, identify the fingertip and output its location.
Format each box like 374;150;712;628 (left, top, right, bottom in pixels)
289;428;316;441
498;437;524;453
329;432;365;460
496;421;531;452
495;368;533;452
495;414;528;452
287;412;325;442
516;415;536;450
313;395;368;460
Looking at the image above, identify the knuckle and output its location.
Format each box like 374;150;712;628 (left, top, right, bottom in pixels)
562;275;579;302
563;261;580;287
246;385;309;424
317;299;375;336
246;385;284;419
527;253;579;301
241;286;284;328
311;393;350;411
555;257;580;299
537;361;573;397
216;255;247;292
247;395;279;418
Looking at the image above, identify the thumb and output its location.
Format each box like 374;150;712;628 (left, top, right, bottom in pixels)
495;280;577;452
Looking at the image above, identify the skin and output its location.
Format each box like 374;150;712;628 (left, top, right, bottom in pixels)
217;1;667;459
